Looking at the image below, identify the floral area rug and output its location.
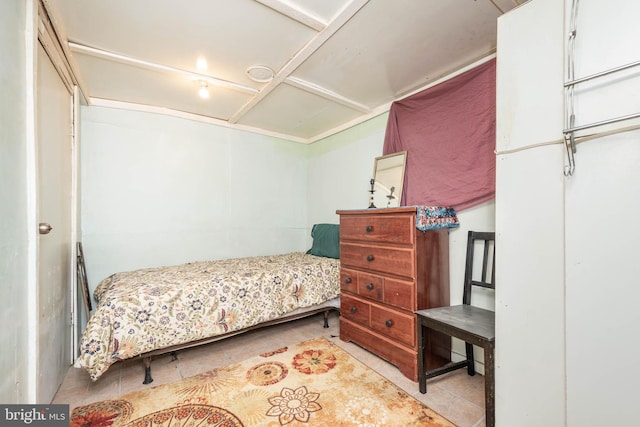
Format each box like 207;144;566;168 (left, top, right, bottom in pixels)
71;337;454;427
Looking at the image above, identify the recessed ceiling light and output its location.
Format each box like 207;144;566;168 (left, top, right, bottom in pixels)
247;65;274;83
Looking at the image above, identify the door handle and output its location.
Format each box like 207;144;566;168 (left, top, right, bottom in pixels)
39;223;53;235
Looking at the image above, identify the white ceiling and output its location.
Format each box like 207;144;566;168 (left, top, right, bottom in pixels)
46;0;525;143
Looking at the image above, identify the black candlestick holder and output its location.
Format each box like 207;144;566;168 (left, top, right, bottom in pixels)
368;178;376;208
386;186;396;207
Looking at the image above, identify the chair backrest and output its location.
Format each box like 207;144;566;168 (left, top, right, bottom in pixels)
463;231;495;305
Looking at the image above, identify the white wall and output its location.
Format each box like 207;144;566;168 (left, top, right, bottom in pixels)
0;0;31;403
307;114;389;223
496;0;640;425
80;106;309;295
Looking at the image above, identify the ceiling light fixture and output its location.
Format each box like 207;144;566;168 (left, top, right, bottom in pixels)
198;80;209;99
196;57;208;71
246;65;274;83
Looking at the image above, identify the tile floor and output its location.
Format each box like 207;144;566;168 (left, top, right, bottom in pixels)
53;311;486;427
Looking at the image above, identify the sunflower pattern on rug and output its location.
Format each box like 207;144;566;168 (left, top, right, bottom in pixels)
71;337;454;427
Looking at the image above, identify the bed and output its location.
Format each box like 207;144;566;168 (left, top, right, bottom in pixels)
77;224;341;383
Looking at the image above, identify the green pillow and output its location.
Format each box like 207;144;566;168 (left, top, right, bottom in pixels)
306;223;340;259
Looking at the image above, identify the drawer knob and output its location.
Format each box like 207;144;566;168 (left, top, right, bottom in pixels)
366;283;374;291
385;319;394;328
366;255;374;262
366;225;373;232
345;277;352;284
350;306;357;314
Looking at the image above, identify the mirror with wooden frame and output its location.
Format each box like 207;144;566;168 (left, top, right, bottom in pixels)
371;151;407;208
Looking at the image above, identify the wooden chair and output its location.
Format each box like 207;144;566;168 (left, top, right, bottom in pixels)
416;231;496;427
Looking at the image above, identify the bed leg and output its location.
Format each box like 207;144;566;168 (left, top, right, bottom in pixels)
323;310;330;328
143;357;154;385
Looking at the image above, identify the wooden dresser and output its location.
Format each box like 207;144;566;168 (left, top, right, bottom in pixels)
337;207;451;381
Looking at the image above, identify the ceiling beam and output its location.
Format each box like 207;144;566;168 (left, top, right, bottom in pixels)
285;76;371;113
89;97;309;144
67;42;259;96
254;0;327;31
229;0;370;124
490;0;526;14
39;0;90;104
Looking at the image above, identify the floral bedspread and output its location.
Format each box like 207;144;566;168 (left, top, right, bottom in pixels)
78;252;340;381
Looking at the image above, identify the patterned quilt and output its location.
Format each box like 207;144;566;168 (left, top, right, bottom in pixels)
78;252;340;381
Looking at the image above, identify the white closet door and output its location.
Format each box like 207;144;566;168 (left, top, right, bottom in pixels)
36;42;73;403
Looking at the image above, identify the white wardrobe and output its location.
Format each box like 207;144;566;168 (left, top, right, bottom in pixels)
496;0;640;425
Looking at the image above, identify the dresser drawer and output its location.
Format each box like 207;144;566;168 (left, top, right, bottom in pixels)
357;272;384;302
340;318;418;381
383;277;415;311
340;242;414;278
340;214;414;245
340;293;370;327
340;268;358;294
370;303;416;347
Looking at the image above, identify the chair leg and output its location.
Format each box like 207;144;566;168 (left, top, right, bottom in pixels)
417;323;427;393
484;342;495;427
465;342;476;376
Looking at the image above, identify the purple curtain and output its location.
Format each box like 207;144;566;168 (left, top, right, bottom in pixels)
383;59;496;211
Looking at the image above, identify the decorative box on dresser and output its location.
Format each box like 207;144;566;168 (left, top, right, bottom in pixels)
337;207;451;381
